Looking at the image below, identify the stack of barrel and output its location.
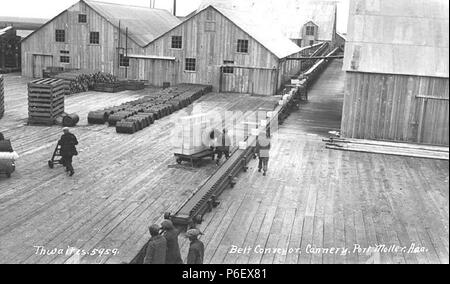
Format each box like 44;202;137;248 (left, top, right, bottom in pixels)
28;78;67;125
0;75;4;119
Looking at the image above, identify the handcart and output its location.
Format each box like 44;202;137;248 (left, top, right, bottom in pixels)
48;142;64;169
174;148;215;167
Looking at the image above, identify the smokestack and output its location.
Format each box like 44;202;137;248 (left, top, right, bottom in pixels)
149;0;155;8
173;0;177;16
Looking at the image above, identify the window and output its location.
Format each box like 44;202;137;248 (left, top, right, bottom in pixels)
205;22;216;32
119;53;129;67
60;50;70;54
306;26;315;36
60;56;70;63
78;14;87;23
237;39;249;53
185;58;196;72
206;9;215;21
90;32;100;44
55;29;65;42
223;60;234;74
171;36;182;49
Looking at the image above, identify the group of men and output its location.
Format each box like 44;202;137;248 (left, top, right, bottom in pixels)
144;220;205;265
210;128;272;175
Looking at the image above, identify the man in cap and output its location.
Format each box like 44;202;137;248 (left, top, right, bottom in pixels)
161;220;183;264
144;224;167;264
255;130;271;176
59;127;78;176
186;228;205;264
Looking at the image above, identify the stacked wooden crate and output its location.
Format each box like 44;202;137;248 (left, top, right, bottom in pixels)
28;78;67;125
0;75;4;119
175;114;211;156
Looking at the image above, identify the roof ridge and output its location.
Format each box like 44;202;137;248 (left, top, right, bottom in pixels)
84;0;172;13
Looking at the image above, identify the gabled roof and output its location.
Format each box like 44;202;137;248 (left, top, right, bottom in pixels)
214;6;302;59
84;0;181;47
197;0;337;41
22;0;181;47
149;5;301;59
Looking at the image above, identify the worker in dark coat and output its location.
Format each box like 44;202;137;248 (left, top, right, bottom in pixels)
0;132;4;141
59;127;78;176
215;129;232;165
186;229;205;264
144;224;167;264
161;220;183;264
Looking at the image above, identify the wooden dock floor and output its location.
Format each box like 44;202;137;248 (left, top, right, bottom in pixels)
0;74;276;264
180;60;449;264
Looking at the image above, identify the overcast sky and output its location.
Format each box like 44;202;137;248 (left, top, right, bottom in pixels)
0;0;349;32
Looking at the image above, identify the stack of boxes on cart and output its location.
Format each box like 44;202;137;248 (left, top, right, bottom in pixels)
0;75;4;119
175;114;211;156
27;78;67;125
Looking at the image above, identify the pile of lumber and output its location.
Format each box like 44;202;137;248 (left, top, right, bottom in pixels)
88;84;212;134
0;75;4;119
54;71;118;94
27;78;68;125
325;138;449;161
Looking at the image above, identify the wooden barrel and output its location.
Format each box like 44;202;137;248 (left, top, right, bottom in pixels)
116;120;137;134
62;114;80;127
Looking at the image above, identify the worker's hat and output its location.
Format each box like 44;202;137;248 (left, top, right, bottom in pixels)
186;229;203;238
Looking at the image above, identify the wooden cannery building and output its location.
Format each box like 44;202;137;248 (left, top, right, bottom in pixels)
124;5;304;96
0;27;21;72
20;0;181;78
341;0;449;146
197;0;338;48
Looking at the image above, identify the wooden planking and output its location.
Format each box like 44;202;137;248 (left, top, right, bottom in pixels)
21;1;118;78
0;75;4;118
188;60;449;264
133;7;281;95
341;72;449;146
0;73;277;264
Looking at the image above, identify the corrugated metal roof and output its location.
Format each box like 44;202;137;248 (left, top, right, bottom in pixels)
198;0;337;41
84;0;181;47
343;0;449;78
212;6;302;59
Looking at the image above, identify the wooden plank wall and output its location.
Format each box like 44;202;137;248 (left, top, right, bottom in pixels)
129;7;280;95
21;1;119;78
341;72;449;146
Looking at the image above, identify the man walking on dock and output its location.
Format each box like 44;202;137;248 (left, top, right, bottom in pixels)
59;127;78;177
144;224;167;264
216;128;231;165
161;220;183;264
186;229;205;264
256;131;271;176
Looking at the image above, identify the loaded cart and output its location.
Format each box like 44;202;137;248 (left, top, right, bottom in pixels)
174;148;215;167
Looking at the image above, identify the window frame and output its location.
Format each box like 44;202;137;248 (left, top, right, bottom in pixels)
60;56;70;64
55;29;66;43
306;26;315;36
89;31;100;45
185;58;196;72
119;53;130;67
237;39;249;54
223;60;235;74
78;14;87;24
171;36;183;49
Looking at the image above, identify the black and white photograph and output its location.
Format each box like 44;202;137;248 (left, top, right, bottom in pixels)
0;0;448;269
